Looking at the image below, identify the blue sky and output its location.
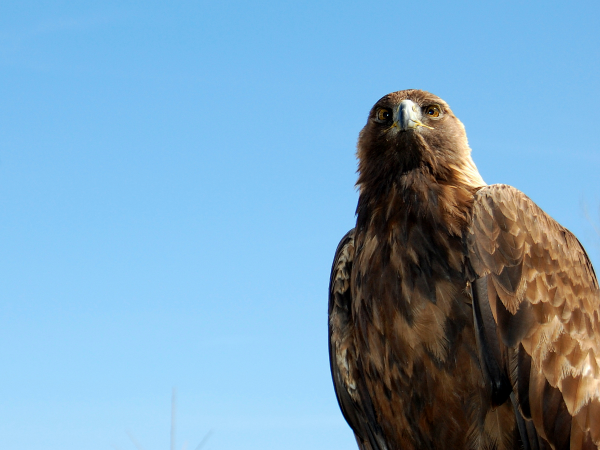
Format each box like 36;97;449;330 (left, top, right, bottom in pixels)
0;1;599;449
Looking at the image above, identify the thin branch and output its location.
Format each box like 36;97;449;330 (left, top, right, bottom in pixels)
171;387;177;450
126;430;146;450
194;430;214;450
582;202;600;238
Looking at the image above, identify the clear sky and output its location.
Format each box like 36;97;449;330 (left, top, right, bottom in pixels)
1;1;599;449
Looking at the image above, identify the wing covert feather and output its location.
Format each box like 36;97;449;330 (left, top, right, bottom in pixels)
467;184;600;449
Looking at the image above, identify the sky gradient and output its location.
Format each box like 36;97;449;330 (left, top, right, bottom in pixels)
1;1;599;449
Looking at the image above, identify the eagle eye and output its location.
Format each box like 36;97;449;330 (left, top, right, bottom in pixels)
376;108;392;122
424;105;441;118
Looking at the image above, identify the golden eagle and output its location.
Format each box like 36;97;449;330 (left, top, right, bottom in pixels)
328;89;600;450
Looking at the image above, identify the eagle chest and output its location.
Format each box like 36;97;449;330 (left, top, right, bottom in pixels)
350;221;485;444
351;216;474;365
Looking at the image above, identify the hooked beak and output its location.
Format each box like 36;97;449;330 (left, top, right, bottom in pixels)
394;99;433;131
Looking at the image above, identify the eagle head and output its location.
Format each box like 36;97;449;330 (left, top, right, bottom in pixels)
356;89;483;191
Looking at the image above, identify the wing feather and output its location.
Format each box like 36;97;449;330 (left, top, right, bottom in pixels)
329;229;388;450
467;184;600;449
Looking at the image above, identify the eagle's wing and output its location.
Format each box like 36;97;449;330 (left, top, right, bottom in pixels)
467;184;600;450
329;229;388;450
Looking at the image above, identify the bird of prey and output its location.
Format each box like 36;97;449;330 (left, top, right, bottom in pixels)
328;89;600;450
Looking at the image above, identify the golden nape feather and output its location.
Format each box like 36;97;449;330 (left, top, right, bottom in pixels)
328;89;600;450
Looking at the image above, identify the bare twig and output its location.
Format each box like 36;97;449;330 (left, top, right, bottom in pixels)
171;388;177;450
194;430;213;450
118;389;213;450
126;430;146;450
